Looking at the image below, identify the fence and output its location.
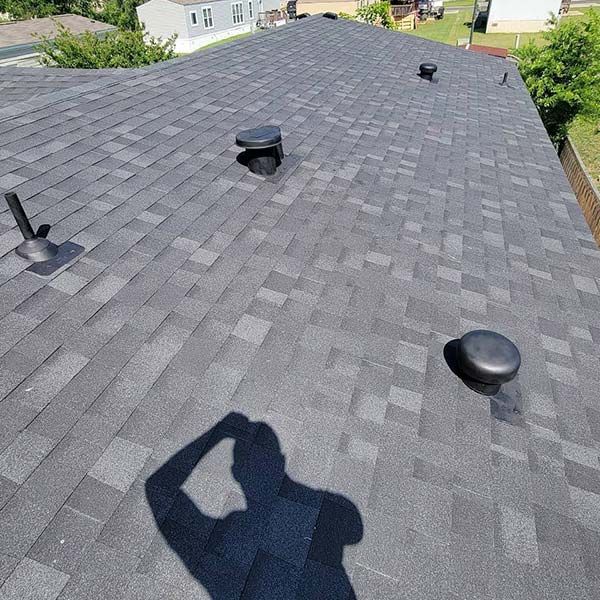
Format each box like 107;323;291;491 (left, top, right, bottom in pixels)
559;137;600;245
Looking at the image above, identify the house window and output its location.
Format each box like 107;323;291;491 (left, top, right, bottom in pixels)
202;6;214;28
248;0;253;18
232;2;244;24
190;10;198;25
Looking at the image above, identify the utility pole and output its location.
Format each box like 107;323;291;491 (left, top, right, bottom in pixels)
469;0;478;45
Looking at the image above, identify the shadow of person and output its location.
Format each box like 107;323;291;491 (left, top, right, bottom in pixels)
145;412;363;599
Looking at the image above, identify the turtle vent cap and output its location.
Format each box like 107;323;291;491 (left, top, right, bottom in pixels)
419;62;438;81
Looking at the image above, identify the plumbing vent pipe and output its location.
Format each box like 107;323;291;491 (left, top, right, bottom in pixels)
4;192;58;262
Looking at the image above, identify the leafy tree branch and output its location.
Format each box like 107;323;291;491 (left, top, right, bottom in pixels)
518;10;600;147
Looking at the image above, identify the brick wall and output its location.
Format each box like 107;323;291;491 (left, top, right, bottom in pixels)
560;137;600;246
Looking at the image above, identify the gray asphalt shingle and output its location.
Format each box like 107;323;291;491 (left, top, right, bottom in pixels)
0;14;600;600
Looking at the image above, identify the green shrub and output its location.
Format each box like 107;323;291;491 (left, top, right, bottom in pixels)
355;1;395;30
36;22;176;68
517;10;600;147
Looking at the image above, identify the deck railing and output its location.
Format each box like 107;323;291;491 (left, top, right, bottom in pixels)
390;4;415;18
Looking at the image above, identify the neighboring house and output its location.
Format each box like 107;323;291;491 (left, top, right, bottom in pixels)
295;0;375;17
137;0;280;53
486;0;567;33
0;14;115;67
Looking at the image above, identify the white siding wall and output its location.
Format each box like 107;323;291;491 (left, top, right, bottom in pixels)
177;1;254;51
261;0;280;12
138;0;284;54
184;1;251;38
0;53;41;67
486;0;562;32
137;0;189;43
488;0;561;21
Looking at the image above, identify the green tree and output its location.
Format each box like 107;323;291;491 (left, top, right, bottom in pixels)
100;0;142;31
1;0;57;19
0;0;94;19
517;10;600;147
355;1;395;30
36;22;176;68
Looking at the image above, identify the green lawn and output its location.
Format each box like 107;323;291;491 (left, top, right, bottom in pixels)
194;32;253;52
404;8;544;50
406;6;599;51
443;0;472;7
176;32;254;56
570;117;600;185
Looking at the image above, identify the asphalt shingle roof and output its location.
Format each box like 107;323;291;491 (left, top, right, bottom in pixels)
0;68;125;109
1;16;600;600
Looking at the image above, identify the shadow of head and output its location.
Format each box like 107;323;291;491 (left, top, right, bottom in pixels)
230;415;286;493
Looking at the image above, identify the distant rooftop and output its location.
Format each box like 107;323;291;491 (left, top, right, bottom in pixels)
0;14;115;49
0;16;599;600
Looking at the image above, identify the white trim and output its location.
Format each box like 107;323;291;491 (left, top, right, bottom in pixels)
190;10;199;26
202;5;214;29
231;1;244;25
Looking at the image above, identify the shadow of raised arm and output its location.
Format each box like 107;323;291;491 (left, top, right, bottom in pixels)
146;424;225;498
144;413;249;580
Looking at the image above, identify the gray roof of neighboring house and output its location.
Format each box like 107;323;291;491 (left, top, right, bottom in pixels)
0;16;600;600
0;14;115;48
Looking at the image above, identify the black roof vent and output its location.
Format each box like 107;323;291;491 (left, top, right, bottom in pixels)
323;12;338;19
500;72;509;86
297;12;310;18
418;62;437;81
456;330;521;396
236;125;284;176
